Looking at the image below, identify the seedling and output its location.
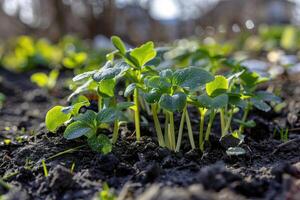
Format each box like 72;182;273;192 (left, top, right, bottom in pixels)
30;69;59;90
42;159;48;177
44;36;281;154
0;92;5;109
110;36;157;141
274;127;289;142
98;183;116;200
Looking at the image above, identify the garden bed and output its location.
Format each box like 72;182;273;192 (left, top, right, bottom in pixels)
1;68;300;200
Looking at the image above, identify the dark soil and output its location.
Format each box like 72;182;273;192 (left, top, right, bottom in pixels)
1;68;300;200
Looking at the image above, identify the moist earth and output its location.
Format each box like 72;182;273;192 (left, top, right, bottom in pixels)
1;68;300;200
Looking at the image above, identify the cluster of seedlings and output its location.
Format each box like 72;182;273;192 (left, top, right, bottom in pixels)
45;36;280;154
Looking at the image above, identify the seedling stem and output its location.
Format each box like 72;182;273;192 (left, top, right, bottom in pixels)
151;103;165;147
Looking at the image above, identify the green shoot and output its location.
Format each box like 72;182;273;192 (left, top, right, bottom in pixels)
42;159;48;177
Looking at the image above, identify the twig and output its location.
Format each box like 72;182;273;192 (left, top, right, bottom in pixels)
272;136;300;154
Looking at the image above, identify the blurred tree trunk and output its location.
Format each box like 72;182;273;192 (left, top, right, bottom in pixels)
88;0;116;38
52;0;67;41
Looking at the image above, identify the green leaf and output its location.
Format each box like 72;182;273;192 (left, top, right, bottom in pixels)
46;106;71;132
198;93;228;109
240;71;269;89
173;67;214;90
87;134;112;154
73;70;97;82
124;83;136;97
63;52;87;69
31;73;48;88
255;91;281;103
233;119;256;128
111;36;126;55
116;102;134;110
68;79;97;101
206;75;228;96
130;41;157;67
64;121;95;140
159;69;173;81
74;110;97;127
144;89;162;104
144;76;171;92
159;92;186;112
251;98;271;112
97;108;117;123
228;93;247;108
98;79;116;97
93;62;129;82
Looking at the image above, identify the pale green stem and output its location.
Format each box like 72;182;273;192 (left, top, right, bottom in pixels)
185;109;196;149
201;110;215;151
98;96;102;111
220;109;225;136
134;88;141;141
175;107;186;152
151;103;165;147
169;112;176;151
164;112;170;148
223;110;233;137
112;120;119;144
199;108;207;151
238;105;250;134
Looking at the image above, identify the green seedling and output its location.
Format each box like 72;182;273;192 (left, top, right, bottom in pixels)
237;70;281;134
62;51;87;69
30;69;59;90
0;92;5;109
195;75;229;151
63;109;113;154
42;159;48;177
46;95;90;132
44;36;281;154
144;67;214;151
111;36;157;141
2;36;63;72
98;183;116;200
274;127;289;142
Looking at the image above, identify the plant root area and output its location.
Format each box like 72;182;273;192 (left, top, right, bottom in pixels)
1;68;300;200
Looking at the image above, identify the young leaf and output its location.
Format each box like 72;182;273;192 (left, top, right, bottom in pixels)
144;76;171;92
73;70;97;82
74;110;97;128
233;119;256;128
64;121;95;140
255;91;281;103
206;75;228;96
159;69;173;81
173;67;214;90
251;98;271;112
31;73;48;88
46;106;71;132
111;36;126;55
124;83;136;97
130;42;157;67
198;93;228;109
87;134;112;154
98;79;116;97
159;92;186;112
93;62;129;82
116;102;134;110
144;89;162;104
97;108;117;123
